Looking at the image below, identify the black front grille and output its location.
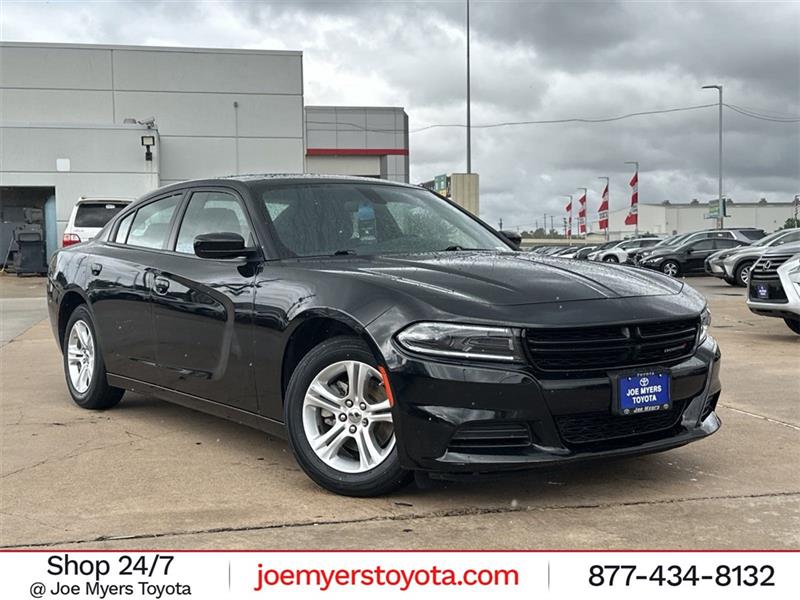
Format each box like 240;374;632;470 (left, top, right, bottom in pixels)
555;401;686;445
525;319;699;373
448;421;532;453
751;252;793;278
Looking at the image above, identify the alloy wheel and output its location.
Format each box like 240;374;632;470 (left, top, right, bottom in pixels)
739;264;751;285
67;320;95;393
302;360;395;473
662;262;679;277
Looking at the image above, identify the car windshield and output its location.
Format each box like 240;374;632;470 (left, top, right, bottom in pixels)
751;229;791;247
252;182;509;257
74;203;127;228
653;233;687;248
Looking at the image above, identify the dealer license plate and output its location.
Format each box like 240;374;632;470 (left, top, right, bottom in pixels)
756;283;769;299
615;371;671;416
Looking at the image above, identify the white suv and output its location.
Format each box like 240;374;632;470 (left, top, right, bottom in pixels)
589;237;661;263
63;197;132;247
746;241;800;335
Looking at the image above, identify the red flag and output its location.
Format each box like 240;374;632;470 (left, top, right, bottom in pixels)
625;170;639;226
564;199;572;238
598;184;609;230
578;194;587;234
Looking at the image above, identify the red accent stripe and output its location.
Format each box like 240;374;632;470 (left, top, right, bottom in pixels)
307;148;408;156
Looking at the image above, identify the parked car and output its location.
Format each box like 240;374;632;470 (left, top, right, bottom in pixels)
639;237;748;277
589;237;661;263
62;197;133;247
48;175;721;496
632;228;766;266
573;245;597;260
746;242;800;335
705;228;800;286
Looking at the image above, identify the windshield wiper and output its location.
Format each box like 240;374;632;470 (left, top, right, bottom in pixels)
332;249;357;256
441;246;495;252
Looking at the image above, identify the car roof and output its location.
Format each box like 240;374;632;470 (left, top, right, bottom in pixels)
76;197;134;204
134;174;422;205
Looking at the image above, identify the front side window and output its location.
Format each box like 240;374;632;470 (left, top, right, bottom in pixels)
175;191;254;254
690;239;716;251
254;183;508;257
126;195;180;249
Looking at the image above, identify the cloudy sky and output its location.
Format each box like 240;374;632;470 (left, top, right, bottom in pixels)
1;0;798;229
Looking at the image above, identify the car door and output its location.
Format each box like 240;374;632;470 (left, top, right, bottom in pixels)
683;239;717;272
145;188;260;412
88;193;183;382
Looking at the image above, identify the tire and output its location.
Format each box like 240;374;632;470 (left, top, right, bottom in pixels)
734;261;753;287
63;305;124;410
284;336;412;497
723;275;736;285
785;318;800;335
602;255;619;263
661;260;680;277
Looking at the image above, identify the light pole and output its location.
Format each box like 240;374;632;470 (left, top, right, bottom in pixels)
466;0;471;173
702;84;723;229
576;187;588;238
597;177;609;240
624;161;639;236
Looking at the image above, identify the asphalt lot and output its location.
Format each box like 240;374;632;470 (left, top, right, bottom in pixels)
1;272;798;549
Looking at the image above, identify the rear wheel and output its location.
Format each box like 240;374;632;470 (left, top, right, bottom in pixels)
284;336;412;496
785;318;800;335
661;260;680;277
734;261;753;287
63;306;124;409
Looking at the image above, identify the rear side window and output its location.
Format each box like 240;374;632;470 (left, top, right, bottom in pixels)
715;239;742;249
691;239;716;251
126;195;181;249
175;191;254;254
74;203;127;228
115;212;135;243
739;230;765;240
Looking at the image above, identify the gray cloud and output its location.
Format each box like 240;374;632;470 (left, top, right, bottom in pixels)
1;0;798;228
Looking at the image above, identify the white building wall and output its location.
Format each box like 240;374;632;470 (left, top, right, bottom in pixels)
0;42;305;239
600;202;795;239
305;106;409;182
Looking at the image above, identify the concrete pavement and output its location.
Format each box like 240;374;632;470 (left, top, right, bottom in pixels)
1;275;798;549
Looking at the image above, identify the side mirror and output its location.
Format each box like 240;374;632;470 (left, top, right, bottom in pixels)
194;232;257;259
499;230;522;248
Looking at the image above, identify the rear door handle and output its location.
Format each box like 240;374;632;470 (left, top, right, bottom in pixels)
90;263;102;275
153;276;170;295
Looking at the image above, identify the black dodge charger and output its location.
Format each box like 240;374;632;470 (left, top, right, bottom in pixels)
47;175;721;496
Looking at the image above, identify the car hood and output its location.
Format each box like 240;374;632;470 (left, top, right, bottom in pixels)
307;251;683;306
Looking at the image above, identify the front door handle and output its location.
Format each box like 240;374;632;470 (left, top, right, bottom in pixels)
153;276;170;295
90;263;102;275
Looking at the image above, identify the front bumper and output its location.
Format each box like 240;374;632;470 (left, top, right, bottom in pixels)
747;269;800;319
385;337;722;474
705;258;726;277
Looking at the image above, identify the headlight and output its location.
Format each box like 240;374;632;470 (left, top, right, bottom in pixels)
698;308;711;345
396;322;525;362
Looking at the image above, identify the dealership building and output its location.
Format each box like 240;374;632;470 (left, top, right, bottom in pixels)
0;42;409;257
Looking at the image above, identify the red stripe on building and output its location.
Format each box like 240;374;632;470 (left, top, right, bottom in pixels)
306;148;409;156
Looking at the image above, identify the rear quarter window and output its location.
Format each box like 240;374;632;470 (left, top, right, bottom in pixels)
74;203;127;228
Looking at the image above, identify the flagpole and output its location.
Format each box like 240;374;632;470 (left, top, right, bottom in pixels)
625;161;639;237
563;195;573;245
597;177;609;241
576;187;588;239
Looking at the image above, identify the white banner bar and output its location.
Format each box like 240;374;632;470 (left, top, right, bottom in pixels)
0;551;797;599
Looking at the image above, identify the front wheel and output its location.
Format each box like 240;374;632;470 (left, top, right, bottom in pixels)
785;318;800;335
734;261;753;287
661;260;680;277
63;306;124;409
602;255;619;263
284;336;412;496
